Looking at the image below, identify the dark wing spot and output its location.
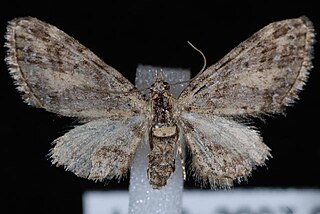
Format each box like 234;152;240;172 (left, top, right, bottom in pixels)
194;85;207;96
273;26;289;39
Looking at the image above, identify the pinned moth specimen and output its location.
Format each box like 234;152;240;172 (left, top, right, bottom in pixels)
5;17;314;189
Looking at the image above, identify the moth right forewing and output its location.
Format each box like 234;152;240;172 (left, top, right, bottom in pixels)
50;115;145;181
178;17;314;116
5;17;145;119
178;112;271;188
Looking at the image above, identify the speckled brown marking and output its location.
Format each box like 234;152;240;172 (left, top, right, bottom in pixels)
180;113;271;188
89;145;131;179
273;25;289;38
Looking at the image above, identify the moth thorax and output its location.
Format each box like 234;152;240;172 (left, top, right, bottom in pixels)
151;92;177;137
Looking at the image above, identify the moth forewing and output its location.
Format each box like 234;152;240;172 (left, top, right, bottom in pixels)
178;16;315;116
5;17;146;120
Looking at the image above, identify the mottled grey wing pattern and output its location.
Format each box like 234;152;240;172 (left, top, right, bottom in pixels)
178;17;314;116
5;17;145;119
180;112;271;187
51;116;145;180
5;16;315;189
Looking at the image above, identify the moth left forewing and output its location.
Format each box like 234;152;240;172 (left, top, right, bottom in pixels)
178;112;271;188
5;17;145;120
50;115;145;181
178;17;315;116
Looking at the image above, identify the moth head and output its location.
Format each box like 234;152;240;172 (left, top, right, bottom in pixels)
151;79;170;93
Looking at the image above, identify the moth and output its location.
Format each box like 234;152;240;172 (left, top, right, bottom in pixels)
5;17;314;189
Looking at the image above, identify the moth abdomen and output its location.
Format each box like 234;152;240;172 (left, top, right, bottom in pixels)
147;136;177;189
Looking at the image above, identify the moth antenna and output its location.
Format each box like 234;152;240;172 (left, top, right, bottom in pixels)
187;41;207;75
169;41;207;86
